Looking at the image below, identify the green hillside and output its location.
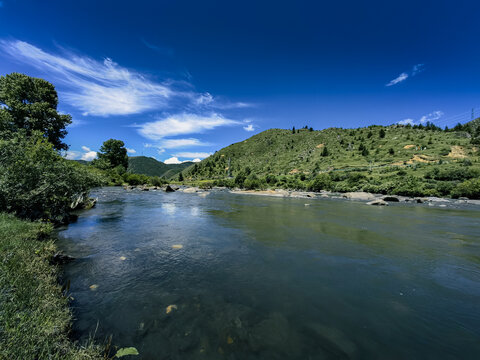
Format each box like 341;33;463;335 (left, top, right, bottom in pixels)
183;122;480;198
128;156;193;178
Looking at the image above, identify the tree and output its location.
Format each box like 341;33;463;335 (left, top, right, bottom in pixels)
0;73;71;150
178;172;184;182
96;139;128;170
379;128;386;138
389;148;395;155
292;126;296;134
321;146;329;157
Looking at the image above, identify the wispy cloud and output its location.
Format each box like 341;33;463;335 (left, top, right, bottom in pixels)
136;113;240;140
173;152;212;159
243;124;255;132
0;40;179;116
126;148;136;154
157;138;211;149
386;64;424;87
398;110;443;125
0;40;253;117
140;38;174;56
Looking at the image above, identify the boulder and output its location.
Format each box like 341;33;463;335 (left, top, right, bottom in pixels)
183;187;198;193
51;252;75;265
382;196;400;202
165;185;175;192
343;192;376;201
366;199;389;206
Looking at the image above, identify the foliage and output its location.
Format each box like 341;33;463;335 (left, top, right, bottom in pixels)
0;132;104;221
127;156;193;178
451;178;480;199
308;174;332;191
115;347;139;358
95;139;128;170
0;213;102;359
0;73;71;151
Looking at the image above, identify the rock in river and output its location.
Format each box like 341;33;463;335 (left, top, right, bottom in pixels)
366;199;389;206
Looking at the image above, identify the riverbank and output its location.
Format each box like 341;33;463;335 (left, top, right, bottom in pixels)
0;213;102;359
170;186;480;207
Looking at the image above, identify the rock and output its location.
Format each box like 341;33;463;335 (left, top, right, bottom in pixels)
366;199;389;206
198;192;209;198
172;244;183;249
166;304;178;314
459;197;469;200
51;252;75;265
343;192;376;201
382;196;400;202
119;256;127;261
142;187;149;191
183;187;198;193
414;198;426;203
165;185;175;192
89;284;99;291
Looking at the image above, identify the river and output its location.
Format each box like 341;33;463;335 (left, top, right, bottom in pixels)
57;187;480;359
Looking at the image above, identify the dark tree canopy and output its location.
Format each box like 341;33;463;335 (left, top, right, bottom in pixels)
0;73;72;150
97;139;128;170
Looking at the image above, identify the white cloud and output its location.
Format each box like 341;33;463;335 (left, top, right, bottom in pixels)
0;40;181;116
64;151;81;160
126;148;136;154
243;124;255;132
137;113;240;140
398;110;443;126
419;110;443;123
386;72;408;86
173;152;212;159
0;40;253;116
386;64;425;87
81;146;91;152
81;151;97;161
157;138;210;149
164;157;182;164
164;156;204;164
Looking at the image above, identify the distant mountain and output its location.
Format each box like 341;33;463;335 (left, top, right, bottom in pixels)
128;156;193;178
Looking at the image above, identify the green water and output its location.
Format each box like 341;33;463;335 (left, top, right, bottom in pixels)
57;187;480;359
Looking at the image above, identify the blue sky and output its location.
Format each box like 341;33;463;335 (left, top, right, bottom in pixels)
1;0;480;163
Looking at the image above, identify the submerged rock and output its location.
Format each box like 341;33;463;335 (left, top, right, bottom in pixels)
172;244;183;249
367;199;389;206
51;252;75;265
165;185;175;192
166;304;178;314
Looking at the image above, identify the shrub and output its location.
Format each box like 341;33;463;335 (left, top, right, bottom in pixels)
0;132;104;221
451;178;480;199
308;174;332;192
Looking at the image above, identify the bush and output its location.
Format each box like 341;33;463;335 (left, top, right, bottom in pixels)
123;173;150;185
451;178;480;199
0;132;103;221
308;174;332;192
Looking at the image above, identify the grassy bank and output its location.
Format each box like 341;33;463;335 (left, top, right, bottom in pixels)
0;213;102;360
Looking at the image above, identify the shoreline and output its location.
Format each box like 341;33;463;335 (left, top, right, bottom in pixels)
171;186;480;207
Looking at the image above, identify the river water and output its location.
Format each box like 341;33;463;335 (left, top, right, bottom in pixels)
57;187;480;359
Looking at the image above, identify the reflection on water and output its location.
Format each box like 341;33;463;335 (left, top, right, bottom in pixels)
57;187;480;359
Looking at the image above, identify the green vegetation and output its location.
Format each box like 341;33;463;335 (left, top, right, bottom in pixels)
183;122;480;198
127;156;193;178
0;213;102;359
0;73;72;151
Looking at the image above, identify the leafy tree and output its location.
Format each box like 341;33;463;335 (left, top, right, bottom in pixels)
388;148;395;155
379;128;386;138
96;139;128;170
178;172;184;182
321;146;329;157
292;126;296;134
0;73;71;150
308;174;332;192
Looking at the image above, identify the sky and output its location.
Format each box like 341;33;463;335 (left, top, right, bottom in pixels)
1;0;480;163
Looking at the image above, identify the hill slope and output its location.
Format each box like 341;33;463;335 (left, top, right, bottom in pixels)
128;156;193;178
184;122;480;198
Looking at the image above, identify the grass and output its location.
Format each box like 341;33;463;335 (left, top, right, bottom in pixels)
0;213;102;360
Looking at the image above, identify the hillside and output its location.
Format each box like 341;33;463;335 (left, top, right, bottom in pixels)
128;156;193;178
183;122;480;198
